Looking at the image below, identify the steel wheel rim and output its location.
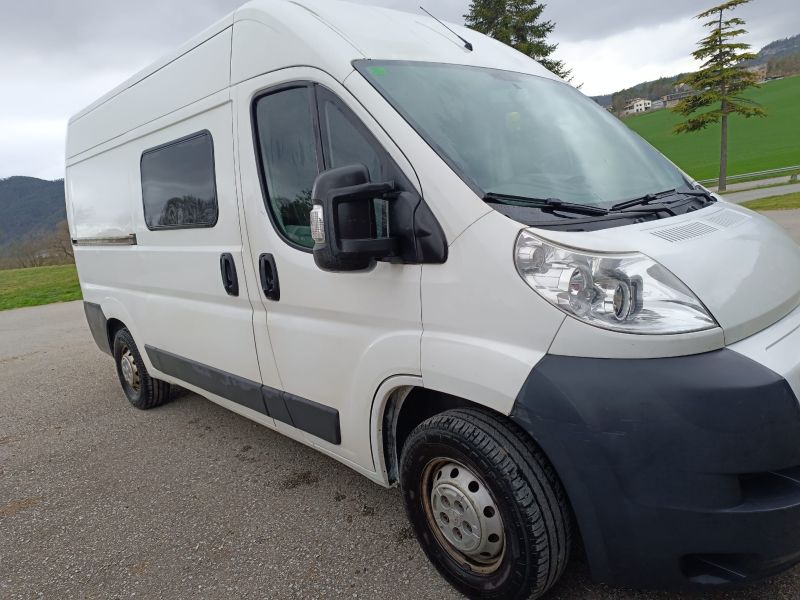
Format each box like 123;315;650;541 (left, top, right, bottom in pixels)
421;458;506;574
120;345;141;392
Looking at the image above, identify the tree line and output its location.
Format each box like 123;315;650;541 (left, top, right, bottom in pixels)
0;221;74;270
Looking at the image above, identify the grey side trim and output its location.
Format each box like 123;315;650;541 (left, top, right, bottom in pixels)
145;345;267;415
282;391;341;445
144;345;341;444
262;387;293;424
72;234;138;246
83;302;112;355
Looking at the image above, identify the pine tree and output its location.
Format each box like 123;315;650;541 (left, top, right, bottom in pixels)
464;0;571;79
672;0;766;192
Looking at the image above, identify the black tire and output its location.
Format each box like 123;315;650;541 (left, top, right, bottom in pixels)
399;407;571;600
112;328;171;410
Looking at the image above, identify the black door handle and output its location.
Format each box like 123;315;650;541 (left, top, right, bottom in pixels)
259;253;280;301
220;253;239;297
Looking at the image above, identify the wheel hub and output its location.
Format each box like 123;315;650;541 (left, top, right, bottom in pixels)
120;348;140;391
428;461;504;566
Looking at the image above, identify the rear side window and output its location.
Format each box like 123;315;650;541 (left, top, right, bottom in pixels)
140;131;218;230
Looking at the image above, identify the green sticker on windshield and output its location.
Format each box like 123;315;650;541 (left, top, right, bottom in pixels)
369;66;387;77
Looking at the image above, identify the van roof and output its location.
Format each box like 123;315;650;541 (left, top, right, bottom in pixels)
69;0;557;126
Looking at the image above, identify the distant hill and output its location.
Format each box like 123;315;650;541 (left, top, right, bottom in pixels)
602;74;690;113
0;177;66;247
593;33;800;111
743;33;800;77
750;33;800;63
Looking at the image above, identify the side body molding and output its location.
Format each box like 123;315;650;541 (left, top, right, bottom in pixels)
145;346;341;445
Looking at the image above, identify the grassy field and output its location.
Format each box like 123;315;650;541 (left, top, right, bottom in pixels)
0;264;82;311
625;76;800;182
742;191;800;211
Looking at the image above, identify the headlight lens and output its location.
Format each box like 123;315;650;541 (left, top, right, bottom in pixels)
515;230;716;334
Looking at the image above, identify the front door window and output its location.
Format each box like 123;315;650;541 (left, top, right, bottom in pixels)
254;84;389;248
253;86;320;249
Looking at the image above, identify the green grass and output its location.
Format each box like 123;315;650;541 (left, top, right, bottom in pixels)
625;76;800;182
742;191;800;211
0;264;82;311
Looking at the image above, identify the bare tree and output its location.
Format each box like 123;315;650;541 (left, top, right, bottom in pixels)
49;221;74;260
7;236;48;268
0;222;74;270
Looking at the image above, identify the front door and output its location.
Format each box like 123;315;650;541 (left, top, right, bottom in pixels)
234;69;423;470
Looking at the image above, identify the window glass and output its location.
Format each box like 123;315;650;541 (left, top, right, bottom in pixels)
357;62;689;207
321;100;389;237
322;100;383;181
141;132;217;229
254;87;319;248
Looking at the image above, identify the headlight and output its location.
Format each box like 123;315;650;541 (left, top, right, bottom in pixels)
515;230;716;334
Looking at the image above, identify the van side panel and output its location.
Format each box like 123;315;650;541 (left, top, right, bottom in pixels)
71;94;266;393
67;28;233;159
67;145;137;241
421;211;567;414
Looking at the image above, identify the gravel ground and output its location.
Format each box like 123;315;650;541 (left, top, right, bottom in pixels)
2;212;800;599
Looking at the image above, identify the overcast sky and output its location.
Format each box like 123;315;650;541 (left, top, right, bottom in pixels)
1;0;795;180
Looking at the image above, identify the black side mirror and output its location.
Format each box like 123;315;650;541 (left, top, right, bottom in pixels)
310;164;399;272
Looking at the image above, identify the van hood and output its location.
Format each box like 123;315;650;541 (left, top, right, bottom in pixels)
532;202;800;344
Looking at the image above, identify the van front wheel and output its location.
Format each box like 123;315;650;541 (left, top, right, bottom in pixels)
112;328;171;410
399;408;571;600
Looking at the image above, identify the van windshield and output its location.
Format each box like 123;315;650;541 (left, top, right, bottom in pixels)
356;61;690;208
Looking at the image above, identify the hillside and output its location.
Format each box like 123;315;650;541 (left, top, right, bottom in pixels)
0;177;66;246
625;76;800;181
744;33;800;70
593;33;800;110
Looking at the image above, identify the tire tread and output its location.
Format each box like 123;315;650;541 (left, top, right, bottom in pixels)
401;407;572;600
113;328;171;410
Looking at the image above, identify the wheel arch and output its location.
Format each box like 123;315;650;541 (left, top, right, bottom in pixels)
372;381;531;487
106;317;126;349
82;297;139;358
370;380;582;549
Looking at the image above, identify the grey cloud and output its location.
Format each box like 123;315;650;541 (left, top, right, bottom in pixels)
353;0;797;45
1;0;797;179
2;0;795;67
541;0;796;43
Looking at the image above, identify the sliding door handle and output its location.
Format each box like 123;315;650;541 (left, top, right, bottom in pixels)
220;253;239;297
259;253;280;301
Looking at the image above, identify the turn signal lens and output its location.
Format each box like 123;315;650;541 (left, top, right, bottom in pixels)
310;205;325;244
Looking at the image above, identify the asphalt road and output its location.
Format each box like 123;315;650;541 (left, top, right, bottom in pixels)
2;211;800;600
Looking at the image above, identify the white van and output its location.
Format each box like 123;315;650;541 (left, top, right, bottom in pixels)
66;1;800;598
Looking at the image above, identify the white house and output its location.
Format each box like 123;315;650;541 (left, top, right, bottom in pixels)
623;97;652;115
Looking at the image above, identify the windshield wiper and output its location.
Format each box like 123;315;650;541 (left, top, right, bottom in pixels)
682;189;717;203
610;188;716;212
610;189;679;211
484;192;609;216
